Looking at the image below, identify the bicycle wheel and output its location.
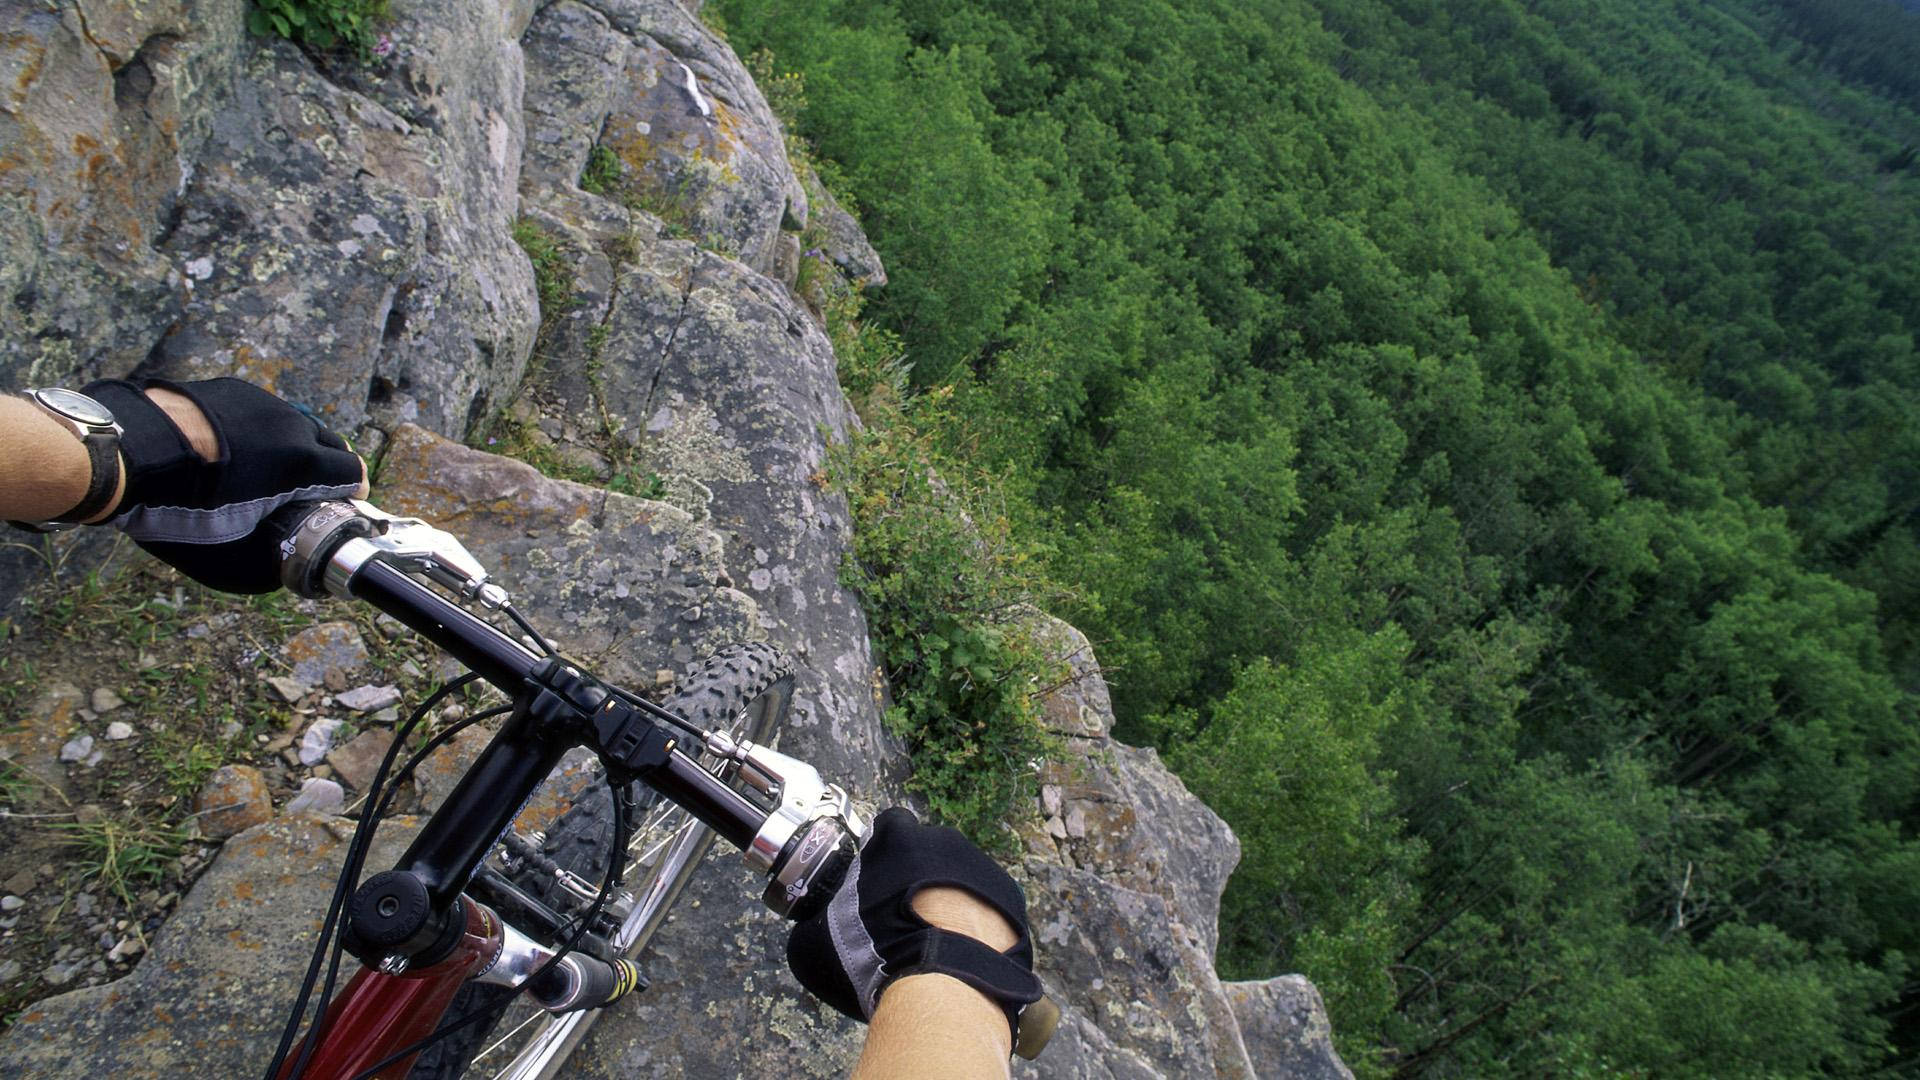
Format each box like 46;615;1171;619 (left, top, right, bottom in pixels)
407;642;794;1080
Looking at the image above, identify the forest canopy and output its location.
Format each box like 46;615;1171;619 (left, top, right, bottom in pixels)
709;0;1920;1074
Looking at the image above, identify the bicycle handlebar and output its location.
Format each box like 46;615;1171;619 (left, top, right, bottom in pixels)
268;499;1057;1059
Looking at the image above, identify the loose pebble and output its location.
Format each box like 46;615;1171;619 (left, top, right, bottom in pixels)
266;676;312;704
105;721;135;741
285;777;346;816
298;719;344;766
335;684;401;713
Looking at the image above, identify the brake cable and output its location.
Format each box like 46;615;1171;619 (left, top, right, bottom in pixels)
341;773;633;1080
267;672;642;1080
267;672;481;1080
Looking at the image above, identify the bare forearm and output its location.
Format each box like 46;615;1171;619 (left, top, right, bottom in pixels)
0;396;116;522
2;388;217;525
853;973;1012;1080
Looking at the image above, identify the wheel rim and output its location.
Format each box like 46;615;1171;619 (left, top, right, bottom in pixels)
463;668;791;1080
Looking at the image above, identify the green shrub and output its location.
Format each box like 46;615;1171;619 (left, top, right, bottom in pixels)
247;0;387;57
834;381;1063;847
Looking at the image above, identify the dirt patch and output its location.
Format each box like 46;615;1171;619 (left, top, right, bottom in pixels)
0;542;506;1031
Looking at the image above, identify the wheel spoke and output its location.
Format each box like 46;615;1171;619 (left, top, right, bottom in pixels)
473;1006;545;1068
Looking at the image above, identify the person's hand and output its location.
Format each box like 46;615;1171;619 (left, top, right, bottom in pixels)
84;377;369;593
786;807;1042;1038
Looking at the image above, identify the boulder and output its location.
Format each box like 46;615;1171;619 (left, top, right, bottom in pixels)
1223;977;1355;1080
375;423;762;684
0;816;417;1078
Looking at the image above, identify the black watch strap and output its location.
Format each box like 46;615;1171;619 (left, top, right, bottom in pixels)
66;430;123;523
4;414;123;533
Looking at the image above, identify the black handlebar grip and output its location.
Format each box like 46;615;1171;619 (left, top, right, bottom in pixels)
783;842;853;923
528;955;645;1013
269;499;373;596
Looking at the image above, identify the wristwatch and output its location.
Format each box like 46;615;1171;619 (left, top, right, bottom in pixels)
7;387;125;532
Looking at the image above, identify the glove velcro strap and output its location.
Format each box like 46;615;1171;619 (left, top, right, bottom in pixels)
891;927;1044;1042
83;380;205;517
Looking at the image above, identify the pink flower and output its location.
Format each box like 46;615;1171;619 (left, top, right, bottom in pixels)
373;34;394;59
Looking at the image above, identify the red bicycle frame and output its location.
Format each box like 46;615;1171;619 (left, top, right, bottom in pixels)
277;900;501;1080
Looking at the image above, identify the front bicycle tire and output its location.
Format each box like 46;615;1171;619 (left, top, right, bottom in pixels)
406;642;794;1080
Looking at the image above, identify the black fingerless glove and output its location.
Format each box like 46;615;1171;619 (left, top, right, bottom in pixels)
84;378;365;594
786;807;1042;1040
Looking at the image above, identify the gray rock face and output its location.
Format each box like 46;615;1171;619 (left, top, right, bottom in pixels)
1022;861;1238;1078
602;241;892;785
0;0;247;388
144;1;539;438
799;164;887;289
376;423;762;681
0;815;418;1078
520;1;635;194
1225;977;1356;1080
519;0;806;278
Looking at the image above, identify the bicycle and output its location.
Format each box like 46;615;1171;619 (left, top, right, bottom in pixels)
253;498;1058;1079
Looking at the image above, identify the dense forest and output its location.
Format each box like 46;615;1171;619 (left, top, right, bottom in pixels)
707;0;1920;1074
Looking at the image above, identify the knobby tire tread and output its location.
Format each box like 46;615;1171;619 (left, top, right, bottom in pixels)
403;642;792;1080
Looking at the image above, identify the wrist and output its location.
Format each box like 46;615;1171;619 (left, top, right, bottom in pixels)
872;972;1014;1061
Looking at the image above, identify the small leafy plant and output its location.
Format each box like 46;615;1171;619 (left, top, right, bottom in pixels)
580;145;623;197
248;0;388;58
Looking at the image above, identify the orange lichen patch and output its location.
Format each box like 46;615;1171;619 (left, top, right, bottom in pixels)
152;1006;175;1025
232;880;255;901
8;44;45;97
710;101;746;156
72;133;100;155
232;345;295;394
225;929;262;951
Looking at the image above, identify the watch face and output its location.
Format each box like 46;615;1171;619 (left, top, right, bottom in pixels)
35;388;115;428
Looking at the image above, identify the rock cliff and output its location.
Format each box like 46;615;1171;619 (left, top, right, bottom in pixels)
0;1;1350;1076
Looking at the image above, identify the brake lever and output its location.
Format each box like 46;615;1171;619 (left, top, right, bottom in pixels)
703;730;869;917
346;500;510;609
278;498;512;612
722;737;1063;1059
